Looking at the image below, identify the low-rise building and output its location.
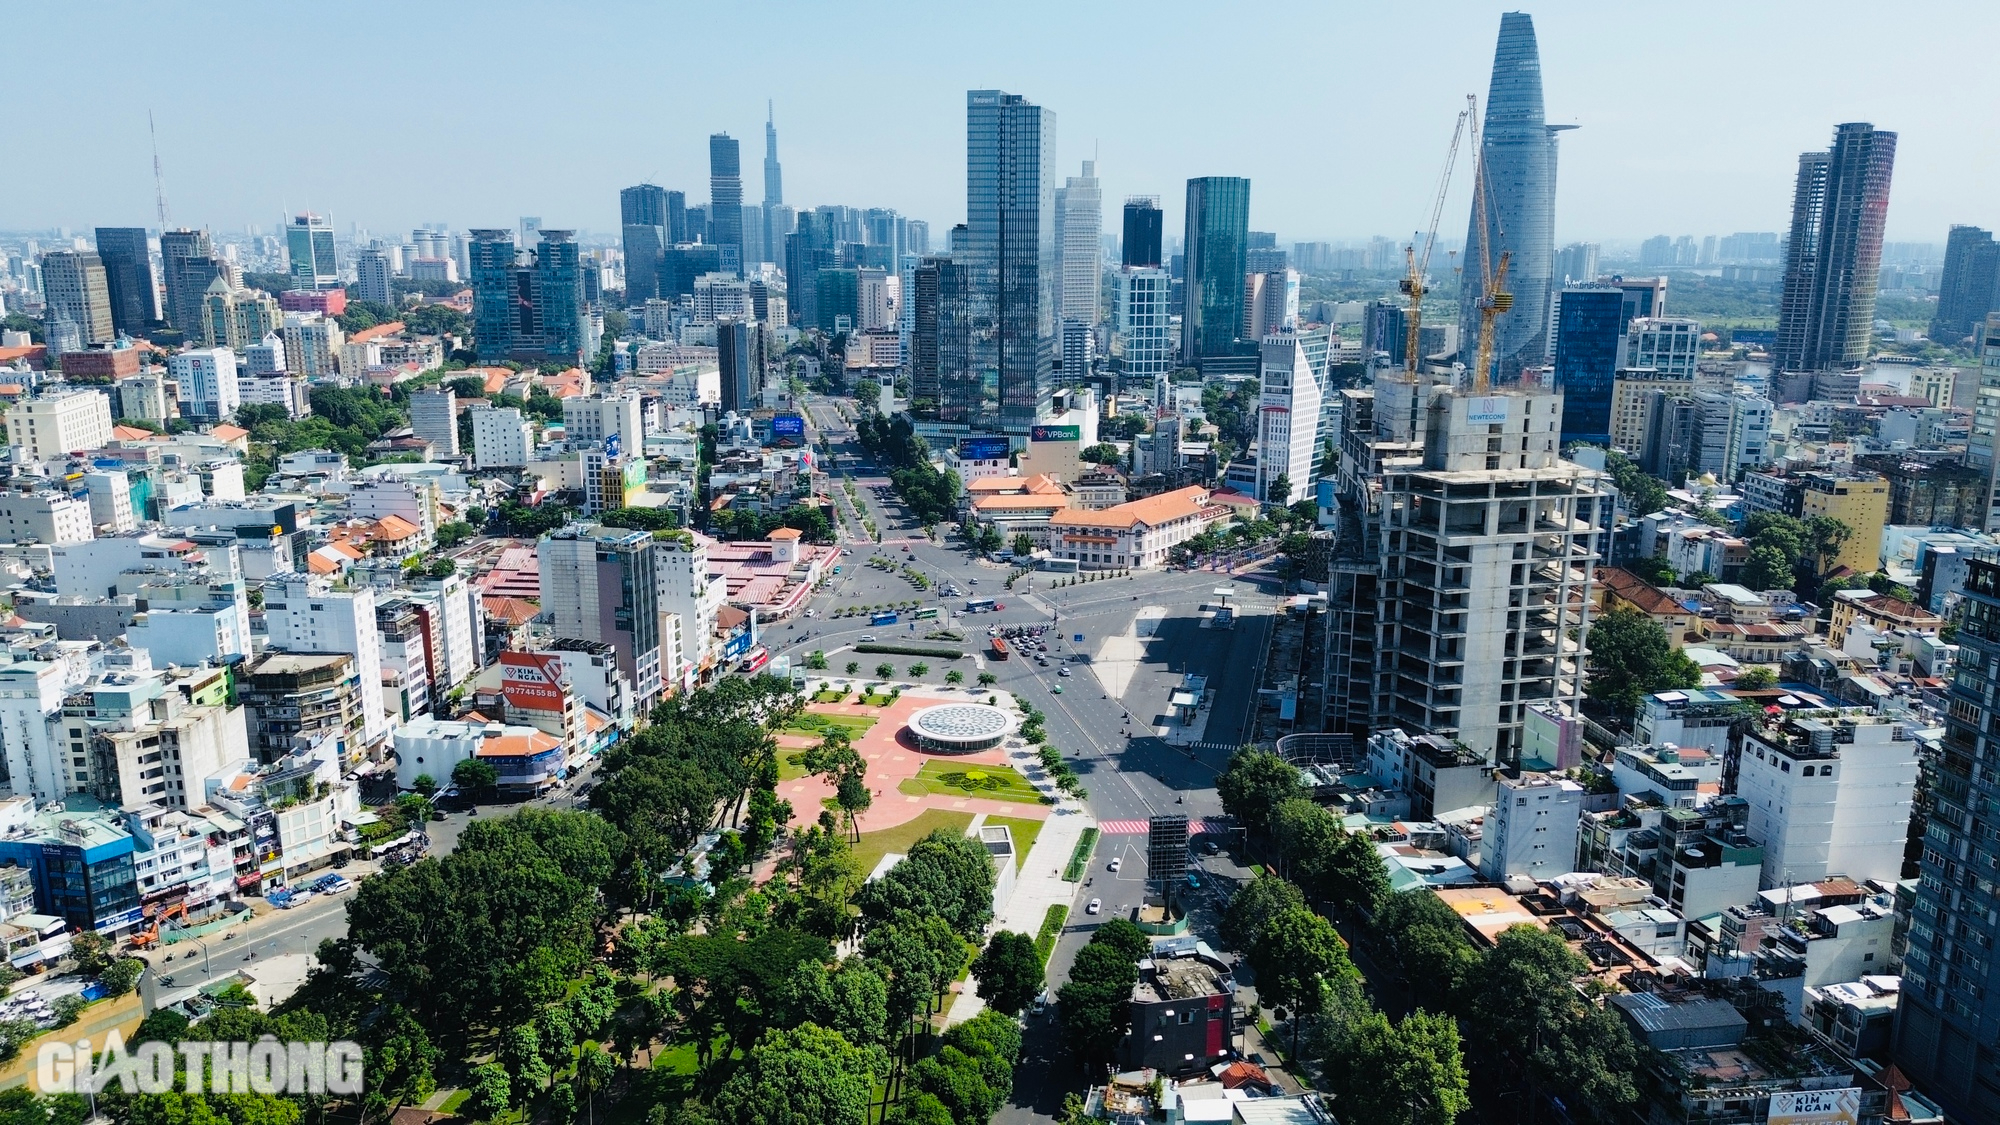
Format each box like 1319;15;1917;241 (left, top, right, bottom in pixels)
1120;939;1237;1075
1738;714;1919;888
1480;771;1584;881
1045;485;1228;570
392;716;564;796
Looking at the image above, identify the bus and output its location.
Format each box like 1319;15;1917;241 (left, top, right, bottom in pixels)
870;611;900;626
914;607;941;621
965;598;997;613
739;647;771;674
989;637;1009;659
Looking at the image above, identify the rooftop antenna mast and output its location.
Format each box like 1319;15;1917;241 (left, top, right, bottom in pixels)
149;111;171;230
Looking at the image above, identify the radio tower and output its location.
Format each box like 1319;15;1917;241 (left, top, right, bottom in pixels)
149;111;171;230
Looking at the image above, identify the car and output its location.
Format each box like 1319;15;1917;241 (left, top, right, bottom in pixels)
858;635;876;643
987;626;999;636
314;876;354;895
1086;898;1101;915
1186;873;1201;889
1030;993;1048;1017
1108;857;1122;872
1051;685;1064;694
969;578;978;585
804;609;816;618
1203;839;1221;854
1057;667;1071;677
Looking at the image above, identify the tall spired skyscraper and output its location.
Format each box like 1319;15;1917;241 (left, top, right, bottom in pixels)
763;102;783;209
1053;160;1102;328
965;89;1056;433
1458;11;1561;383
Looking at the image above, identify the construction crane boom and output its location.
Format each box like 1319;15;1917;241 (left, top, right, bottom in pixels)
1401;95;1477;381
1467;104;1513;393
149;111;170;231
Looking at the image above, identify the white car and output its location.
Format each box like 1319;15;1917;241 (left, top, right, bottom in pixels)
1108;857;1122;872
858;635;876;643
1086;897;1102;915
1057;667;1071;677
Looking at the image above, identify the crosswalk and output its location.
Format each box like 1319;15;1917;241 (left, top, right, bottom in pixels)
1098;818;1221;835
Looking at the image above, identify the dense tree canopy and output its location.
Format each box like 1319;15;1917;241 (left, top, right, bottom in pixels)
1583;606;1701;718
1217;749;1302;837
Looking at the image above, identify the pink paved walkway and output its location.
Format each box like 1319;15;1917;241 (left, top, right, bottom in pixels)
779;691;1051;834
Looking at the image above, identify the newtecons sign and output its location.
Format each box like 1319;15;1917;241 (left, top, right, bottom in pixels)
500;651;566;712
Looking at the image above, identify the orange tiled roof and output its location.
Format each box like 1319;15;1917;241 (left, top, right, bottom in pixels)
348;322;405;344
1049;485;1210;530
481;596;540;625
767;527;803;540
973;493;1071;512
479;731;562;757
1596;567;1686;618
211;424;250;441
111;425;157;440
966;475;1027;493
373;514;421;539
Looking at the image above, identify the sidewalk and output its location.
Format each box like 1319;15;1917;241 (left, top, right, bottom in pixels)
944;802;1092;1026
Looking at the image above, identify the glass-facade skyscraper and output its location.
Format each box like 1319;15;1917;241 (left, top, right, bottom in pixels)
1932;225;1999;346
1122;197;1162;268
286;213;339;291
965;89;1056;433
469;230;518;361
1181;176;1250;368
93;227;156;336
1773;123;1897;373
620;184;669;304
709;134;744;277
1458;11;1561;383
1898;555;2000;1119
1550;286;1624;446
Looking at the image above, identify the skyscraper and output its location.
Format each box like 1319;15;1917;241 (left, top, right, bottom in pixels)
666;190;688;246
1181;176;1251;368
620;183;669;304
1773;123;1897;373
286;213;338;291
716;317;759;414
1551;286;1625;446
355;247;393;306
468;230;517;360
93;228;157;336
530;230;588;364
39;251;114;346
912;256;973;424
1897;555;2000;1119
538;525;666;711
763;102;783;211
159;228;219;336
709;133;744;277
1122;197;1163;268
785;210;834;330
1458;12;1561;382
965;90;1056;432
1930;224;1999;345
1054;160;1102;327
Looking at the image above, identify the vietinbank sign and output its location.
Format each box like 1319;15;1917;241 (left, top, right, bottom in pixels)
40;1031;364;1094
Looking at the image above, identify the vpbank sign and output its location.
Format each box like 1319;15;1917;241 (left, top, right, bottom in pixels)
1030;424;1080;443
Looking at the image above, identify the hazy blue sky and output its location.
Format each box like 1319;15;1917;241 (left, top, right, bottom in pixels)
16;1;2000;248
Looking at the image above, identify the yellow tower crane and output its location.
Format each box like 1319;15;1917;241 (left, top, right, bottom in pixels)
1467;110;1513;394
1400;95;1477;382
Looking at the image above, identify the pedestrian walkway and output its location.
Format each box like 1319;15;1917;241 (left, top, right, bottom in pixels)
944;804;1094;1027
1097;817;1221;835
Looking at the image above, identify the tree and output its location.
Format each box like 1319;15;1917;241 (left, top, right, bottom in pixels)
1733;665;1777;690
1740;544;1795;591
1220;873;1305;953
908;662;930;678
1058;941;1138;1067
1011;533;1035;557
452;757;499;797
1624;554;1677;587
855;828;996;938
1266;473;1292;506
875;662;896;679
99;958;143;997
1604;450;1668;518
1217;749;1302;837
977;672;996;687
1322;1009;1470;1125
944;670;964;685
712;1020;884;1120
1080;443;1122;465
68;932;113;976
411;773;438;797
1375;891;1481;1016
466;1063;512;1120
1804;515;1853;577
807;650;829;670
1583;606;1701;719
1248;907;1358;1059
970;931;1044;1015
846;661;861;675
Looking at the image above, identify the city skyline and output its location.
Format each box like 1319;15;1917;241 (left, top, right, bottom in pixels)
11;1;2000;247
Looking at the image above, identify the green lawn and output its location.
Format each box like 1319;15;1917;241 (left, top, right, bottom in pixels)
984;815;1045;871
811;689;847;703
851;809;975;877
778;752;811;782
438;1090;470;1114
897;761;1043;804
778;713;878;739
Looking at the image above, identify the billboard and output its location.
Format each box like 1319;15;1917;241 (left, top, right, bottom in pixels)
1030;424;1081;443
772;414;806;438
1766;1089;1859;1125
501;651;566;711
958;437;1011;461
1465;396;1510;425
